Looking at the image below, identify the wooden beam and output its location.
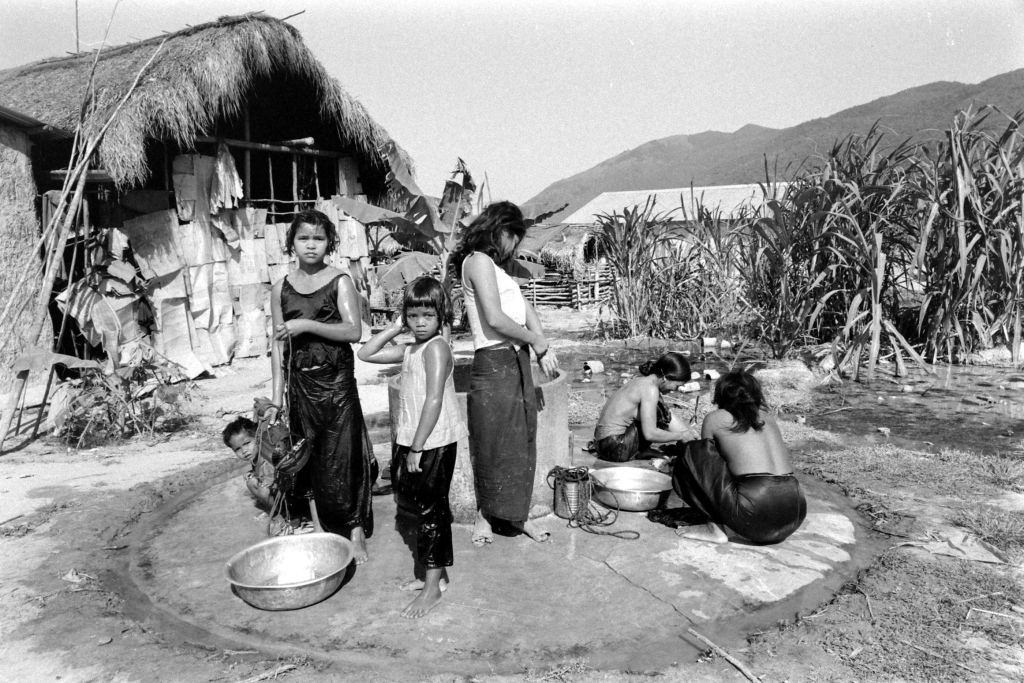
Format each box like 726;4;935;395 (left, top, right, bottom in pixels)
49;169;113;183
194;135;349;159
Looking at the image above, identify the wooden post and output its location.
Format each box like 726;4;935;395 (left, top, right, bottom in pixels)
267;155;275;217
243;108;252;198
291;154;298;205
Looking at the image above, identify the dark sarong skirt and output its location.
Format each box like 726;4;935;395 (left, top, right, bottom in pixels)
392;442;457;569
672;438;806;544
467;343;538;522
595;401;672;462
289;362;375;537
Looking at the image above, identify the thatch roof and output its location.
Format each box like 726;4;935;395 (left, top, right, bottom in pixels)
0;12;412;189
536;224;598;274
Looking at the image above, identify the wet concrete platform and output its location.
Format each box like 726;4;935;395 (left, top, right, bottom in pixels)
129;470;872;677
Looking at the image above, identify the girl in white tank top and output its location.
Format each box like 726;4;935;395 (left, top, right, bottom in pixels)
357;276;467;618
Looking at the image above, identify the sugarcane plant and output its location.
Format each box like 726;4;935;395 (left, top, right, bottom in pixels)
592;198;674;338
916;107;1024;365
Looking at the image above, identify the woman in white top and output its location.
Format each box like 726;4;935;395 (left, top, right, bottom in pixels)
448;202;559;547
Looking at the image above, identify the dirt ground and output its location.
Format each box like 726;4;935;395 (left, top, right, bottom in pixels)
1;306;1022;682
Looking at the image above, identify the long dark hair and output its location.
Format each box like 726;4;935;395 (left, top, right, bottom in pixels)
713;370;766;432
402;276;453;327
638;352;691;382
285;209;338;256
447;201;527;276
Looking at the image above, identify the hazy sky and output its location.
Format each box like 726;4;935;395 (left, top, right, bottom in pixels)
2;0;1023;202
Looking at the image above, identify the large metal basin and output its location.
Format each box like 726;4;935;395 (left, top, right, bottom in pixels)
590;467;673;512
225;532;353;611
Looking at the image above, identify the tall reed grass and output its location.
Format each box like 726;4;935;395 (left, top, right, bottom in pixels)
595;107;1024;373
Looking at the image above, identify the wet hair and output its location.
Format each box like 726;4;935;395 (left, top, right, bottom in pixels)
285;209;338;256
713;370;766;432
447;201;527;275
638;352;691;382
222;416;258;447
402;276;453;327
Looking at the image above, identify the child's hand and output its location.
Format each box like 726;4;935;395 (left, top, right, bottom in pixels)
386;314;406;336
406;449;422;473
274;319;310;340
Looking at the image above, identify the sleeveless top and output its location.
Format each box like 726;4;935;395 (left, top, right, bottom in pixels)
462;252;527;350
280;272;353;370
396;336;469;449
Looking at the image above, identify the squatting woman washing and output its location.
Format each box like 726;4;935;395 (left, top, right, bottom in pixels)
672;370;806;545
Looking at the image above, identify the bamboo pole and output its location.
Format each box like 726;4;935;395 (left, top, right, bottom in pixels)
0;35;166;452
31;203;84;439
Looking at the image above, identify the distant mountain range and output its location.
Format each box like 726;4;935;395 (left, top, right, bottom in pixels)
522;68;1024;224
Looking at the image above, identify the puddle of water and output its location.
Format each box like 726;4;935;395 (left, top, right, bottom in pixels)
556;343;751;404
804;365;1024;455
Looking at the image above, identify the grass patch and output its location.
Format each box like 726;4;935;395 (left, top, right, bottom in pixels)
952;505;1024;553
797;444;1021;499
748;550;1024;680
567;390;603;426
983;457;1024;492
523;658;591;682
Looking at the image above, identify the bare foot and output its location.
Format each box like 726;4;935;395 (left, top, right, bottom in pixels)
519;519;551;543
350;526;368;564
401;585;443;618
399;577;448;593
471;513;493;547
676;522;728;544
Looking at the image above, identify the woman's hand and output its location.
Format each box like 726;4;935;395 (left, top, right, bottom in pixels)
406;449;422;473
274;319;310;340
538;348;559;378
533;337;558;378
262;404;280;424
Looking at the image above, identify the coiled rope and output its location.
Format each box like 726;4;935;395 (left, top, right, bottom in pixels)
547;466;640;540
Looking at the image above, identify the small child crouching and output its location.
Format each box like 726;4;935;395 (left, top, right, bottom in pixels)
358;276;468;618
222;417;276;510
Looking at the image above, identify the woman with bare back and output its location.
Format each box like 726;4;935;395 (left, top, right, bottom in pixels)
672;370;806;545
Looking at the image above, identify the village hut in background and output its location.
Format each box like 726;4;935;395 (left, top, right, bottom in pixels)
0;12;413;384
519;183;786;309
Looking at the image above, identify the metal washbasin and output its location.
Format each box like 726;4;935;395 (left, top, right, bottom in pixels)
225;532;353;610
590;466;673;512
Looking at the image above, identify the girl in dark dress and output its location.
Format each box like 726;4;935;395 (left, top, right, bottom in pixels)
268;210;374;563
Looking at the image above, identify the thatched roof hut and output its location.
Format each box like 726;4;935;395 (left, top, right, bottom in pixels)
0;12;411;194
535;224;599;276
